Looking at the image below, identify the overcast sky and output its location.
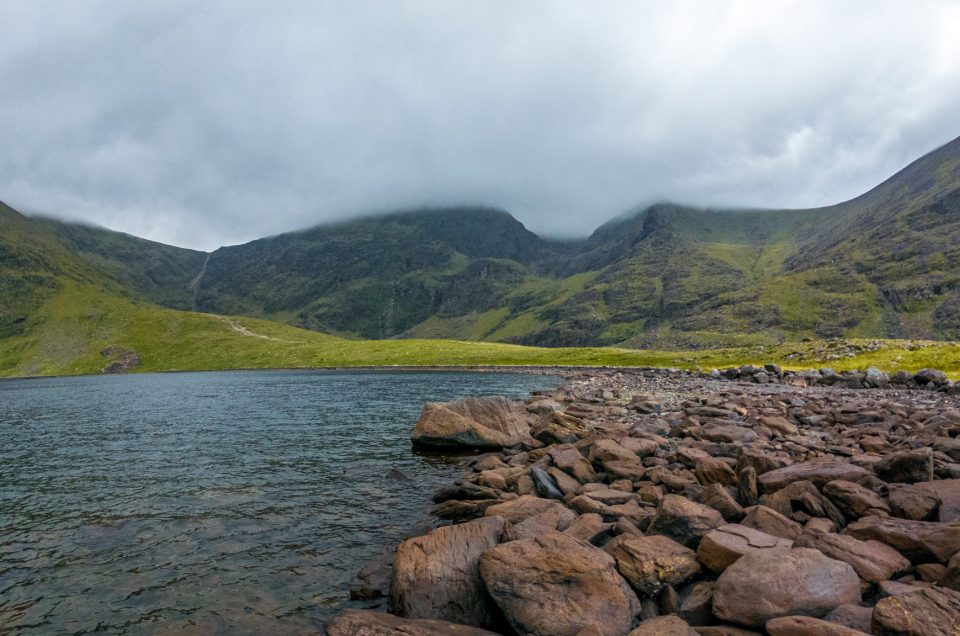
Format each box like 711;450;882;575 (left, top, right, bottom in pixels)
2;1;959;251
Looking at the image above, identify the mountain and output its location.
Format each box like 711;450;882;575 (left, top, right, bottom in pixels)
2;134;959;358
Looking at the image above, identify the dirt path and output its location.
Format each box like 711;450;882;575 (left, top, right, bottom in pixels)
220;317;280;341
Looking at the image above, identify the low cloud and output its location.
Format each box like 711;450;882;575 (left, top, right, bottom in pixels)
1;0;959;250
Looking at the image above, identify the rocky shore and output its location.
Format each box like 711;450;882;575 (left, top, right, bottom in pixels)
326;365;960;635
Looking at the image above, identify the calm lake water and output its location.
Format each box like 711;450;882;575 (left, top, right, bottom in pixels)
0;370;560;635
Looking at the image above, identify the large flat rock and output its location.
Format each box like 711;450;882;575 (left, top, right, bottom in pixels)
411;396;532;448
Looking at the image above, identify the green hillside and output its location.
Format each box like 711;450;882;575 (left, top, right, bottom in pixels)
2;134;959;377
4;278;960;379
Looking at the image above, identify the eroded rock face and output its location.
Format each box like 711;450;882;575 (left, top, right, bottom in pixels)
871;587;960;636
391;516;506;627
711;548;862;628
479;531;640;636
325;609;500;635
607;534;701;595
412;397;533;448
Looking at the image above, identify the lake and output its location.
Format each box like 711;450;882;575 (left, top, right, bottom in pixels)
0;369;560;634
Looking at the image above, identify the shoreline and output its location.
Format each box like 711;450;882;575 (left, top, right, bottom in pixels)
331;365;960;634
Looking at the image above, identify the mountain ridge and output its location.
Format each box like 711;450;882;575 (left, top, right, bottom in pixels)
4;133;959;349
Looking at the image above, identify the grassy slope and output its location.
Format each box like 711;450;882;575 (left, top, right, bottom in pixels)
3;281;959;379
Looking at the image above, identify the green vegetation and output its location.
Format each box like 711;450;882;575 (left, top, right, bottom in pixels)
3;280;959;379
3;136;960;378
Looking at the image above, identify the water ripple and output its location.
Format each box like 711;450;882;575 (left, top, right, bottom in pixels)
0;370;558;634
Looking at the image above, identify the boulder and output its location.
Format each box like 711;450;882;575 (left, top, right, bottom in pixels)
604;460;648;481
485;495;570;525
845;515;960;563
823;480;890;518
701;483;745;522
765;615;869;635
696;524;793;574
647;494;724;548
530;465;565;500
758;461;870;494
741;505;803;540
479;531;640;636
794;531;910;583
532;411;594;445
909;479;960;521
915;368;949;386
712;548;862;628
506;506;576;541
607;534;702;595
589;438;640;464
888;483;941;521
695;457;737;486
549;445;598;483
391;516;506;627
760;480;845;527
412;397;532;448
824;604;874;633
564;513;614;545
326;609;499;635
875;448;934;484
871;587;960;635
701;423;758;444
627;615;698;635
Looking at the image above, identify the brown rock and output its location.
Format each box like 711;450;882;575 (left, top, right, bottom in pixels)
391;516;505;627
589;438;640;464
608;534;702;595
479;531;640;636
758;416;798;436
485;495;570;525
758;461;870;494
648;494;725;548
761;481;846;527
823;604;874;633
604;460;648;481
696;457;737;486
794;531;910;583
678;581;714;626
909;479;960;521
628;615;698;635
702;423;759;444
506;506;577;541
875;448;934;484
701;483;745;522
412;397;532;448
532;411;594;444
737;446;788;475
548;466;584;496
845;515;960;562
823;480;890;519
564;513;614;545
888;483;942;521
765;615;868;635
550;445;599;483
738;466;758;506
712;548;862;628
693;628;761;636
871;587;960;635
696;524;793;574
741;505;803;540
326;609;499;635
941;550;960;590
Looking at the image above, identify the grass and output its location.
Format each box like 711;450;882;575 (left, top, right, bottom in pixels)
2;282;960;379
